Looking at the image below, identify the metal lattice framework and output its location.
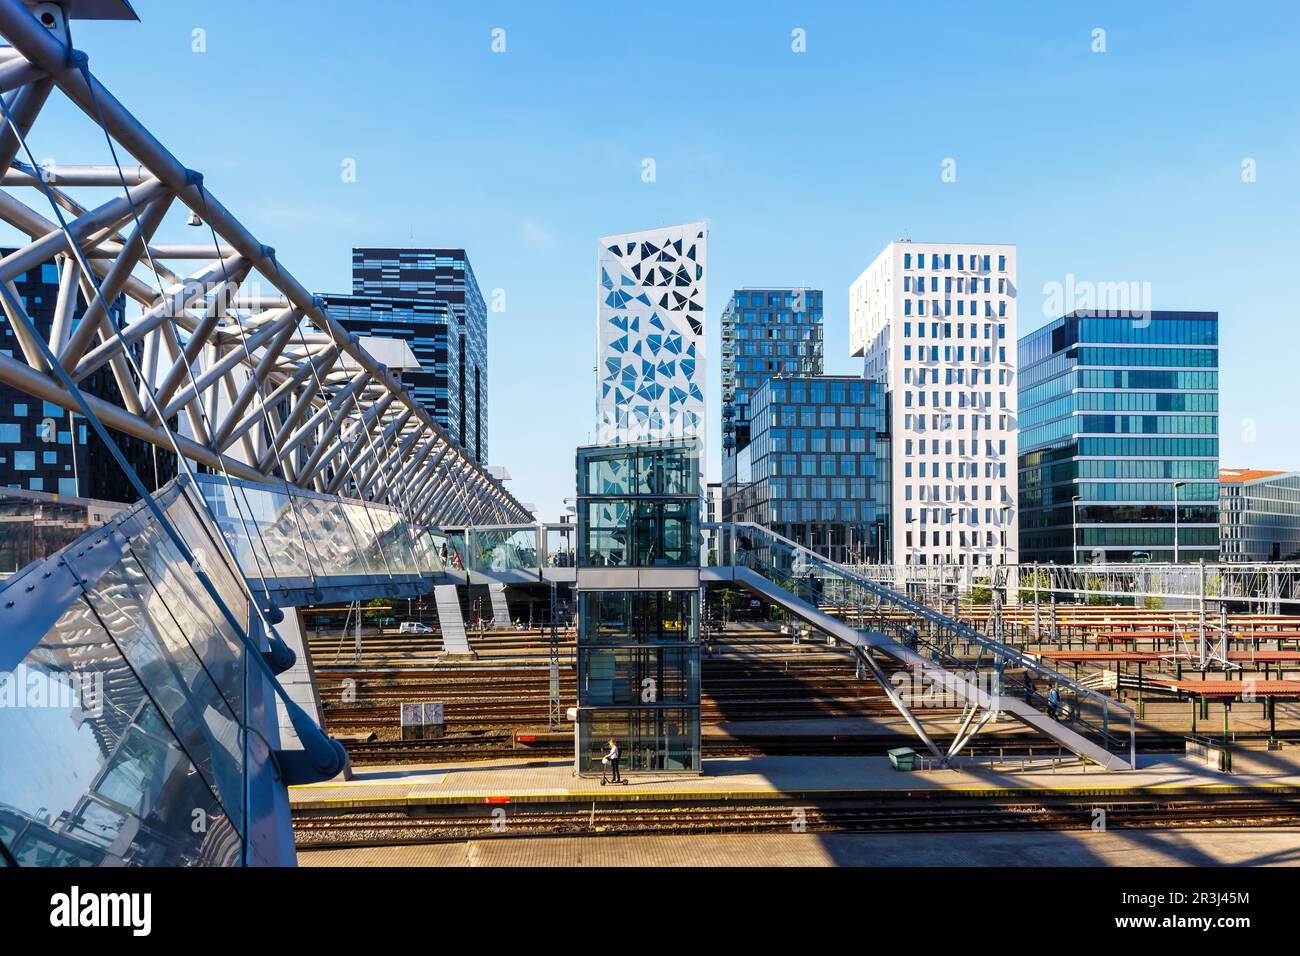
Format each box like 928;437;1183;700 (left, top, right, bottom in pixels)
0;2;529;527
870;561;1300;611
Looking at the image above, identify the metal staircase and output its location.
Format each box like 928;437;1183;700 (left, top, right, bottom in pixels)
705;523;1135;770
487;582;511;627
434;584;473;655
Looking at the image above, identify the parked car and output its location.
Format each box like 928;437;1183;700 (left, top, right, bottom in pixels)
399;621;434;635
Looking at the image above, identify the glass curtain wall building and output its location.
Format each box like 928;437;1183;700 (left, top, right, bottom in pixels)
342;248;489;463
725;375;890;563
1018;311;1220;564
0;253;176;500
720;288;823;456
1219;468;1300;562
574;440;701;774
322;294;453;431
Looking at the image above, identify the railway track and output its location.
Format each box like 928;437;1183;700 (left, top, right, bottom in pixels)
306;624;1300;767
292;798;1300;848
337;736;1193;766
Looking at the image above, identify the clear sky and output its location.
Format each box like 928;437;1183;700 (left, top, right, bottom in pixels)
25;1;1300;519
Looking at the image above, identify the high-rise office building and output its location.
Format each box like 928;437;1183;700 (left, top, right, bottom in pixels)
321;294;453;427
720;288;823;455
596;223;707;446
1018;311;1220;564
339;248;488;463
1219;468;1300;562
850;241;1018;567
726;375;890;563
0;253;175;501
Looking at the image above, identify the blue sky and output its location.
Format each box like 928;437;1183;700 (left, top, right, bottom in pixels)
29;1;1300;519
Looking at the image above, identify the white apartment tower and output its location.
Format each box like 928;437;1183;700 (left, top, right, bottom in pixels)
850;241;1019;567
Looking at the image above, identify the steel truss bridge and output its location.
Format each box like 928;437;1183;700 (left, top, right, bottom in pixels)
0;3;528;528
0;0;526;868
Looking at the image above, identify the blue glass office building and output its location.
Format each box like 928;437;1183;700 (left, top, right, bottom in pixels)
1018;311;1219;564
726;375;890;563
720;288;823;456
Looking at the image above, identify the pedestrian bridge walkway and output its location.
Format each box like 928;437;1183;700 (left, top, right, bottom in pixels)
0;471;479;868
442;520;1137;771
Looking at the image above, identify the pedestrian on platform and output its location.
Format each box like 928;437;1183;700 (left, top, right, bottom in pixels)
1047;684;1061;721
601;738;622;784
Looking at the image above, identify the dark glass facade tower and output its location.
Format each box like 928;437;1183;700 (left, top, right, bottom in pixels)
723;375;890;563
321;294;452;430
1018;311;1220;564
331;248;489;463
0;253;176;501
574;440;701;773
720;288;823;456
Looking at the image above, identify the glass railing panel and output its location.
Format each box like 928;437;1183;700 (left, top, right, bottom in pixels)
710;521;1134;759
66;545;245;831
192;477;275;584
469;527;539;572
165;486;262;620
225;480;316;582
415;529;446;573
0;593;240;866
292;494;370;577
353;503;413;575
0;492;111;576
441;530;468;571
123;517;248;728
335;500;387;577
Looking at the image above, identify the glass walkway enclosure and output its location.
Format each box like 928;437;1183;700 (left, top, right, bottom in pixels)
0;473;461;866
573;440;703;774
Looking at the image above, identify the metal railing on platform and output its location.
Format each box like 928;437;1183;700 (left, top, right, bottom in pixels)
704;521;1137;764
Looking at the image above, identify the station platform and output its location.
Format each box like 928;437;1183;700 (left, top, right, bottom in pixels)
299;827;1300;868
288;751;1300;812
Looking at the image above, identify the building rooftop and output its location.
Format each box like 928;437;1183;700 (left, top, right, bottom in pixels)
1220;468;1292;484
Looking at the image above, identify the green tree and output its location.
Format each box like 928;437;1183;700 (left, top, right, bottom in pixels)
1085;574;1108;606
1017;568;1051;604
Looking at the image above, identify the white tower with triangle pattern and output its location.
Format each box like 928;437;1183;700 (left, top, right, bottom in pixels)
596;222;707;447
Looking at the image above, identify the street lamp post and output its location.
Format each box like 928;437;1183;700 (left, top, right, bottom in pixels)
1173;480;1187;564
1071;495;1082;565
